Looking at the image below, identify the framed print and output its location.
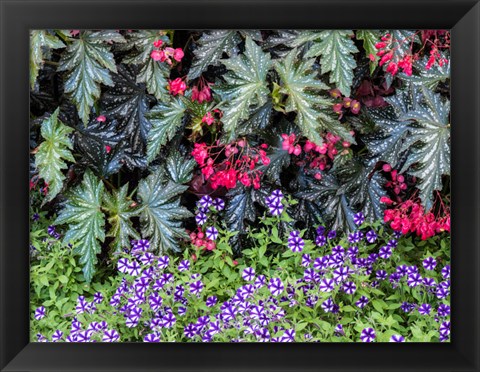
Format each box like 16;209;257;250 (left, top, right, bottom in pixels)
1;0;479;371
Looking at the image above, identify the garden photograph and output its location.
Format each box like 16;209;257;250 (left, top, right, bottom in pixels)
29;29;451;343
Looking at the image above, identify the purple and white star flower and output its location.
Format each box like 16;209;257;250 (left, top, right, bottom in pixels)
439;321;450;336
366;229;377;243
117;258;130;273
158;255;170;269
321;298;335;313
212;198;225;211
319;278;334;293
418;303;432;315
315;234;327;246
437;304;451;317
288;234;304;253
356;296;369;309
205;226;219;240
103;329;120;342
178;260;190;272
189;280;204;295
195;212;207;225
407;273;423;287
242;267;255;281
126;260;141;276
144;333;160;342
353;212;365;225
206;296;217;307
301;254;311;267
267;198;284;216
441;265;450;279
199;195;213;209
34;306;46;320
360;328;376;342
51;330;64;342
343;281;357;294
268;278;284;296
379;245;392;259
390;334;405;342
423;257;437;271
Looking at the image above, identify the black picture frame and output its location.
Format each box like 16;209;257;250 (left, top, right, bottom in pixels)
1;0;479;371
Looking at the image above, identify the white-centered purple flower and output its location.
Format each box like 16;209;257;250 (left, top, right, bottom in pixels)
439;321;450;336
127;260;141;276
360;328;376;342
437;304;451;317
301;254;311;267
195;212;207;225
418;303;432;315
333;266;349;283
35;306;46;320
407;272;423;287
441;265;450;279
206;296;217;307
242;267;255;281
366;229;377;243
321;298;335;313
178;260;190;272
144;333;160;342
199;195;213;209
205;226;219;241
315;235;327;246
356;296;369;309
212;198;225;211
288;236;304;253
267;199;284;216
51;330;64;342
376;270;388;281
157;255;170;269
390;334;405;342
353;212;365;225
319;278;334;293
103;329;119;342
343;281;357;294
379;245;392;259
162;312;176;328
189;280;204;295
268;278;284;296
423;257;437;271
93;292;103;304
117;258;130;273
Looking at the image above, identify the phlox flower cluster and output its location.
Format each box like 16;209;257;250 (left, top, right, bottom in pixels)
33;220;450;343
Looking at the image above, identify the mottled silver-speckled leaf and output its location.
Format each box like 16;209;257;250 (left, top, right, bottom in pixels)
164;151;196;184
398;54;450;90
58;31;126;124
236;100;273;137
35;108;75;202
103;184;140;253
214;37;271;142
399;87;450;210
54;170;105;282
102;64;153;161
188;30;242;80
295;173;356;233
122;30;168;65
275;48;354;144
146;97;186;163
303;30;358;97
122;30;171;100
356;30;381;74
73;118;127;177
364;88;419;167
224;186;257;252
30;30;65;89
136;172;192;253
336;159;387;222
239;30;263;41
